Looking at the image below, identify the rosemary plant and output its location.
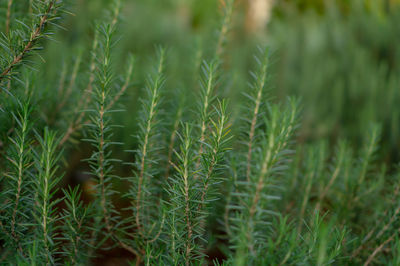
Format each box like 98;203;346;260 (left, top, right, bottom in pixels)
1;0;400;265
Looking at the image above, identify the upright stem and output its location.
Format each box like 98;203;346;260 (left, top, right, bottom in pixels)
195;63;216;176
10;116;28;242
246;50;268;182
216;0;234;59
165;107;183;180
182;127;193;266
136;51;164;236
6;0;13;36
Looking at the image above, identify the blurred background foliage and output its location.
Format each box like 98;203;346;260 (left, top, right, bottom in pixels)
35;0;400;165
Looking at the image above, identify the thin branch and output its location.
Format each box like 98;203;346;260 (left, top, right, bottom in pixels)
165;107;183;180
98;87;113;236
135;52;164;237
183;141;193;266
59;34;99;146
246;48;268;182
0;1;57;82
364;227;400;266
135;95;156;236
352;203;400;258
6;0;13;36
246;85;263;182
55;55;82;114
59;49;133;147
315;150;344;211
118;239;142;260
107;59;134;109
195;63;216;177
215;0;234;59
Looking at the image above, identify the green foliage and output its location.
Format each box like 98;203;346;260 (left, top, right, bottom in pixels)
1;0;400;265
61;186;93;265
32;128;63;265
0;99;33;258
0;0;62;85
84;19;122;253
126;47;166;252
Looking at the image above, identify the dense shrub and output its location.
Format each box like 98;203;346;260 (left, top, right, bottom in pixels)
1;0;399;265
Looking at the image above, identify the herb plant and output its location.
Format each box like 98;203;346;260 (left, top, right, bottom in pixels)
1;0;399;265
